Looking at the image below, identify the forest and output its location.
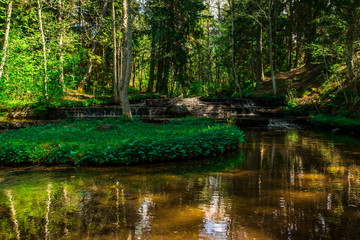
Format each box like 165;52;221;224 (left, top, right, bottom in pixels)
2;2;360;238
0;0;359;118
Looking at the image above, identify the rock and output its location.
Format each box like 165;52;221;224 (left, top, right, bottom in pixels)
331;128;341;134
63;125;79;129
96;124;117;131
167;105;192;118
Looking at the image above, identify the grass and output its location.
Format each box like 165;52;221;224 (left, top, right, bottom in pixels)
0;117;245;166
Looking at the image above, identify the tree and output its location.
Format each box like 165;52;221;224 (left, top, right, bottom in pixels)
145;0;205;96
77;0;109;93
256;17;264;83
37;0;48;99
228;0;242;97
112;0;120;103
337;0;360;85
119;0;132;118
57;0;65;93
268;0;276;96
0;0;12;81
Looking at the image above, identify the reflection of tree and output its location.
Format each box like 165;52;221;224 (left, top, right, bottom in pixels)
238;128;360;239
5;189;20;240
63;184;69;236
1;132;360;240
124;187;136;240
199;174;231;239
115;181;120;239
45;183;52;240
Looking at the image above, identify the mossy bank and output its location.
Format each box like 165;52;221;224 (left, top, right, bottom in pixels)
0;117;244;166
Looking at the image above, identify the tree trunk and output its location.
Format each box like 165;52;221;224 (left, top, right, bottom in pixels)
287;0;293;70
0;1;13;81
256;19;264;84
37;0;48;99
156;57;164;92
273;0;277;72
161;57;170;95
294;33;301;68
117;19;122;93
120;0;132;118
132;60;136;88
228;0;242;97
139;52;145;91
251;32;255;87
207;13;213;92
269;0;277;96
112;0;120;103
346;21;356;81
147;43;156;93
58;0;65;93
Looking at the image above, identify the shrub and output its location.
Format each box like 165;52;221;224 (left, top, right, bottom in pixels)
310;114;360;132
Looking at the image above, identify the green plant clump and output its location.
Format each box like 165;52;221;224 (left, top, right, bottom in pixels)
311;114;360;132
0;117;245;166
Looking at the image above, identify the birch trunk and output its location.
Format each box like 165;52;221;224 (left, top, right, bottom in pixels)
346;21;356;81
294;33;301;68
0;1;13;81
58;0;65;93
268;0;277;96
37;0;48;99
287;0;293;70
120;0;132;118
256;19;264;83
112;0;120;103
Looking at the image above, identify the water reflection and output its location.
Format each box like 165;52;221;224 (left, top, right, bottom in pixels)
0;128;360;239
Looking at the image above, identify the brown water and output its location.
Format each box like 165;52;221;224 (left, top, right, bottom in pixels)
0;127;360;240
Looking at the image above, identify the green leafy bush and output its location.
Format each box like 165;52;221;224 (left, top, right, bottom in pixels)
0;117;244;166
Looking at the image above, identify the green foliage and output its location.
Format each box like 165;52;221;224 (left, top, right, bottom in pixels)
0;118;244;166
286;98;299;108
311;114;360;131
0;98;111;111
0;0;358;116
169;116;216;125
231;92;240;98
128;93;161;101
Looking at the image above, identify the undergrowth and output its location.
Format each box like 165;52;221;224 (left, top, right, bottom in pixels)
311;114;360;132
0;117;245;166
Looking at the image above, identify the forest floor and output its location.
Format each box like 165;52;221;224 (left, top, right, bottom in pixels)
63;89;96;102
253;65;360;118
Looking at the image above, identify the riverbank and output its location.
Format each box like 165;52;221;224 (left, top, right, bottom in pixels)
310;114;360;135
0;117;244;167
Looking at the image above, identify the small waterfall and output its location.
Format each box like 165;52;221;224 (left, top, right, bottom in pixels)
267;119;298;129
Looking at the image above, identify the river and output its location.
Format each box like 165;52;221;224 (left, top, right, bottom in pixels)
0;127;360;239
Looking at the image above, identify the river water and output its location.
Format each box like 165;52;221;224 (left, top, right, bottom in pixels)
0;127;360;240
